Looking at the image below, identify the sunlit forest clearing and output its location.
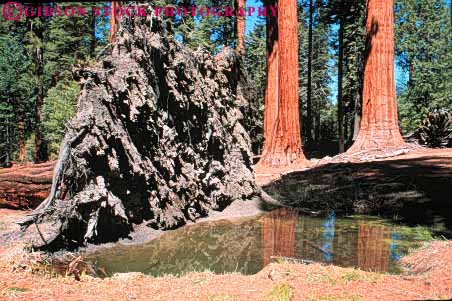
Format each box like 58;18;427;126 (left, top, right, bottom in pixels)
0;0;451;300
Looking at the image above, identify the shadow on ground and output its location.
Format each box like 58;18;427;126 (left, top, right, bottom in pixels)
262;154;452;237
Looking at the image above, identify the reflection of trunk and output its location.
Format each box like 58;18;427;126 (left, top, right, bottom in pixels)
235;0;246;61
357;224;390;272
262;208;297;266
347;0;404;153
337;17;345;153
257;0;309;168
295;217;325;262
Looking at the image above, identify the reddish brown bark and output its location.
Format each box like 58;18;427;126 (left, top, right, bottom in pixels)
235;0;246;61
357;224;390;272
347;0;404;153
0;161;54;209
109;2;121;44
261;0;278;157
257;0;309;169
262;208;297;266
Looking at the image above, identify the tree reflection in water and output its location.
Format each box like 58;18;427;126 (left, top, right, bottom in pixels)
262;208;298;266
357;224;391;272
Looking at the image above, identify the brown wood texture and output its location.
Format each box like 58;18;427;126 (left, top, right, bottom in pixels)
257;0;309;169
347;0;404;153
0;161;54;209
235;0;246;61
109;2;121;43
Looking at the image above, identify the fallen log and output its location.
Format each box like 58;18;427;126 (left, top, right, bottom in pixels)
0;161;54;209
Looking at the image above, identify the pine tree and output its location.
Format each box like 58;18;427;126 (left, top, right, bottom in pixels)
245;22;266;153
395;0;452;133
0;26;34;163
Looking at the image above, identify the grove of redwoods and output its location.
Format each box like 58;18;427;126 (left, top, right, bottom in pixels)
0;0;451;167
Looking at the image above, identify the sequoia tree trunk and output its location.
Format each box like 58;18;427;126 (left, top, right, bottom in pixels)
257;0;309;169
235;0;246;61
346;0;405;153
261;0;278;157
109;1;121;43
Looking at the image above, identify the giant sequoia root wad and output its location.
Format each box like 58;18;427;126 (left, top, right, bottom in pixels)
19;10;258;250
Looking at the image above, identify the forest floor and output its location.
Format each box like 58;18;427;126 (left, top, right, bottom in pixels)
259;148;452;237
0;221;451;301
1;148;452;300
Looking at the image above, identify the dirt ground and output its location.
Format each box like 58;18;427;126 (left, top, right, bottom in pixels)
259;148;452;237
1;148;452;300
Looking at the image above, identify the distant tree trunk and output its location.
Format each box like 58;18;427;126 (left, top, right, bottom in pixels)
352;88;362;141
89;11;96;57
306;0;313;145
257;0;309;168
408;62;414;87
109;1;121;43
315;109;320;143
15;100;26;162
337;17;345;153
347;0;404;153
31;20;47;163
235;0;246;61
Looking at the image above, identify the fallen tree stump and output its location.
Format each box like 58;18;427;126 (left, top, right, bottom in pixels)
20;10;257;250
0;162;54;209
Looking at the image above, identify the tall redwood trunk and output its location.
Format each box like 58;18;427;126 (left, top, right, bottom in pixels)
235;0;246;61
257;0;308;169
347;0;404;153
109;2;121;43
261;0;278;157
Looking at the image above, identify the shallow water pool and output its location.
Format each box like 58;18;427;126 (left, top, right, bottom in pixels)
84;208;434;277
